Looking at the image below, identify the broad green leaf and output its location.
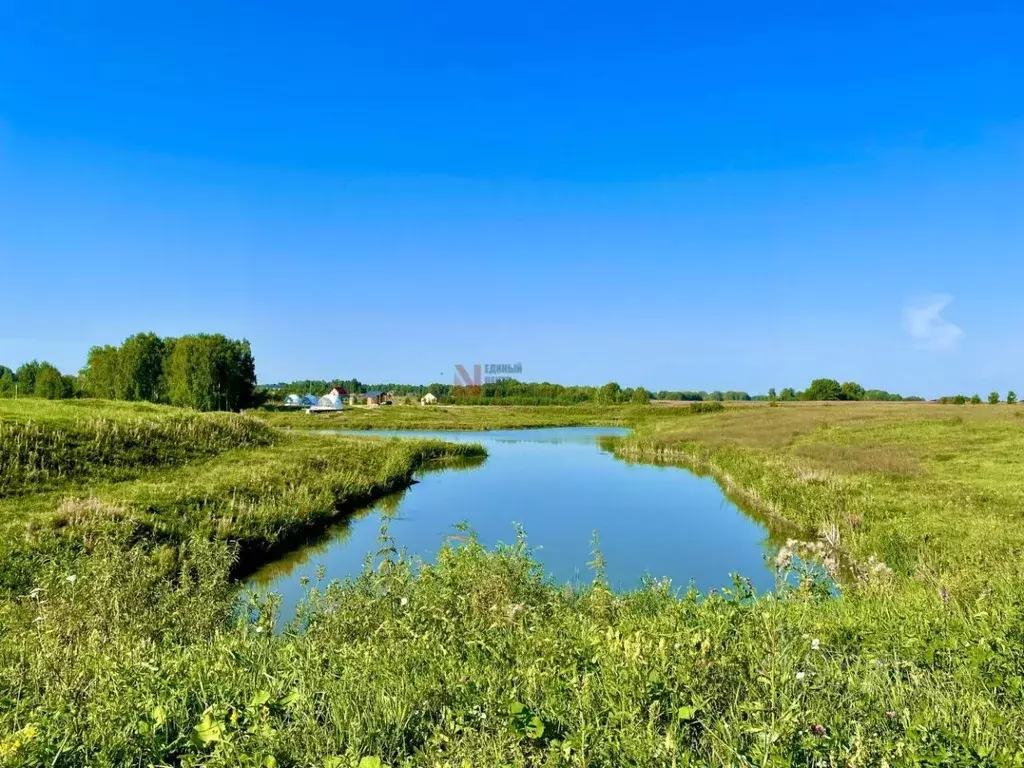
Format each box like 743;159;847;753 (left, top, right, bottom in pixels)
526;715;545;739
191;711;224;746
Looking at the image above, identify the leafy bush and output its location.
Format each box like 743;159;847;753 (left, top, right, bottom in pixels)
688;401;725;414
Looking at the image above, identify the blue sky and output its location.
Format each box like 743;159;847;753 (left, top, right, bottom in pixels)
1;1;1022;396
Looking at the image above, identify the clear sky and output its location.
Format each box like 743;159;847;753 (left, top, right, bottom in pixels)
2;2;1022;396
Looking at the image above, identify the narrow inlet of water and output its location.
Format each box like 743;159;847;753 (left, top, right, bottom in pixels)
248;427;786;618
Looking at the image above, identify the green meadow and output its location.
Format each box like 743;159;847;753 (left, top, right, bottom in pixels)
2;398;1024;766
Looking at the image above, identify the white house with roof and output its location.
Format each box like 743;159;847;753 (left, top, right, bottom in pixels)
284;393;303;407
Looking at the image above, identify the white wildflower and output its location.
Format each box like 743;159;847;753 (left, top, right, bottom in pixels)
66;575;77;584
400;596;409;607
254;626;264;634
811;638;820;651
796;671;806;681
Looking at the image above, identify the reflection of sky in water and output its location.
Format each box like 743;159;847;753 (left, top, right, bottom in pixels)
249;427;788;622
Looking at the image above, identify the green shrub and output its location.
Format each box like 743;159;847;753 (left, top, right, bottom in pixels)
688;401;725;414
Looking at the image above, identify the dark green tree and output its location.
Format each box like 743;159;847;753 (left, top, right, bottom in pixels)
117;332;165;401
631;387;650;405
164;334;257;411
597;382;621;405
840;381;865;401
971;394;982;404
1008;390;1018;405
804;378;843;401
34;363;70;399
80;345;120;399
988;391;1000;405
14;361;42;396
0;366;14;397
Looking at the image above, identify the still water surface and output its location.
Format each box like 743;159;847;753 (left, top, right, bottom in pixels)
249;427;784;618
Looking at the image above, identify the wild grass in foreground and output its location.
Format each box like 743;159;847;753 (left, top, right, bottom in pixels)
2;531;1023;767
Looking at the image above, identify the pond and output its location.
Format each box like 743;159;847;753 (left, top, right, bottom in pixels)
248;427;787;618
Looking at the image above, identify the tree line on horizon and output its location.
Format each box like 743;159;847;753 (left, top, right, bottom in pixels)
262;377;925;406
767;379;923;403
938;391;1017;405
5;347;1020;409
0;361;78;400
262;378;654;405
0;333;257;411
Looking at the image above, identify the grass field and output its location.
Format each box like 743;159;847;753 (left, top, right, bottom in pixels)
2;398;1024;765
255;403;645;431
615;401;1024;592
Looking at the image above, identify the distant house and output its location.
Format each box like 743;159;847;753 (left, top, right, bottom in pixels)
365;390;384;407
329;386;348;398
420;392;438;406
284;393;303;407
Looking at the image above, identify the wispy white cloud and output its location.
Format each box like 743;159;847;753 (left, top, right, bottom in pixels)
902;294;965;352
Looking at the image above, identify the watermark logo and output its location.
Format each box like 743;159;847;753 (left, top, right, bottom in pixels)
453;363;523;397
454;364;482;388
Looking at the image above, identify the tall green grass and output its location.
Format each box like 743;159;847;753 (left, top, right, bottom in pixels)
1;532;1022;766
0;434;486;593
0;400;275;496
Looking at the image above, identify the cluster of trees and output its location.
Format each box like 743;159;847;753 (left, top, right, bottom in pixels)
263;379;369;398
772;379;923;402
940;391;1018;405
442;380;651;405
0;362;78;399
654;390;753;402
80;333;257;411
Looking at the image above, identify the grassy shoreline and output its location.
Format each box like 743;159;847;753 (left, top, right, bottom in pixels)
4;399;1024;764
0;400;486;592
